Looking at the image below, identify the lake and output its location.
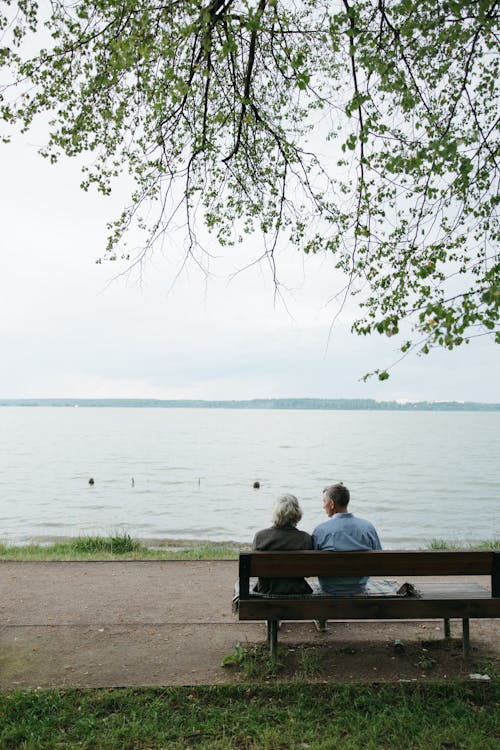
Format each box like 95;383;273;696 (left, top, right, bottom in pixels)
0;407;498;548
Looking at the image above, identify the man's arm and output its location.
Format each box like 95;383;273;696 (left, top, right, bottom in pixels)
370;526;382;550
311;525;321;550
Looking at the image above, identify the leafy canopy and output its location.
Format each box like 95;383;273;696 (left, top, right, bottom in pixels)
1;0;498;377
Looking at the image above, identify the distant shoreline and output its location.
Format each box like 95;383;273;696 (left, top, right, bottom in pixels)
1;398;499;411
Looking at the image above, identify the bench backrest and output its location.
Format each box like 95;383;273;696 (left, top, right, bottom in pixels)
238;550;500;597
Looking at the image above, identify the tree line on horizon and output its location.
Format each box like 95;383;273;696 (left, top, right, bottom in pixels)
1;398;499;411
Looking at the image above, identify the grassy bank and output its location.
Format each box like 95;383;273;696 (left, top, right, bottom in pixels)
428;539;500;551
0;535;244;561
0;682;498;750
0;535;497;561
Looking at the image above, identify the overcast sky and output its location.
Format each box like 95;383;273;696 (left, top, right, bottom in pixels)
1;133;499;403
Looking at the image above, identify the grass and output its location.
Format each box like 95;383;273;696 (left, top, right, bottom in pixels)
0;535;242;561
0;536;497;561
0;682;498;750
70;533;141;554
222;643;282;680
296;645;325;679
427;539;499;551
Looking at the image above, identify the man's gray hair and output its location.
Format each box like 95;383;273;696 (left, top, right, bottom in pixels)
272;493;303;528
323;483;350;507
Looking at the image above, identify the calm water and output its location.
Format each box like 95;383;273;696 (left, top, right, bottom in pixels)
0;407;498;548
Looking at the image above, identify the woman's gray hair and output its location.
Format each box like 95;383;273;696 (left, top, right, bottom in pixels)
272;493;303;528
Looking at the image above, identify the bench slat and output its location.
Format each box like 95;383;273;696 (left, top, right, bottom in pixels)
238;597;500;621
241;550;495;577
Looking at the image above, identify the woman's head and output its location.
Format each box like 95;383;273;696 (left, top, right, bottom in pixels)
272;493;303;528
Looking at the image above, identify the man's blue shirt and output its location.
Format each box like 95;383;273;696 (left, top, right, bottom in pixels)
312;513;382;593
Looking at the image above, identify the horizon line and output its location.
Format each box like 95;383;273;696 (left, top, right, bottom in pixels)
1;397;499;410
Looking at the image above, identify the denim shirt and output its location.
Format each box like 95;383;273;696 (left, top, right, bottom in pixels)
312;513;382;593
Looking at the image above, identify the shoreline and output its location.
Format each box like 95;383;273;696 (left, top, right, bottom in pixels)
0;535;251;550
1;534;497;552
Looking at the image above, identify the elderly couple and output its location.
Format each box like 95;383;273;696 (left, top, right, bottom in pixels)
252;483;381;603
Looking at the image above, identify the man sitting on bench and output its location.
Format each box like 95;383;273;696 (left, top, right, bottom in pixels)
312;483;382;629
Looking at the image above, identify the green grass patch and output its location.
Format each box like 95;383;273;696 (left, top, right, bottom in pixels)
427;539;499;551
0;682;498;750
0;536;242;561
70;533;141;554
222;643;280;680
222;643;326;680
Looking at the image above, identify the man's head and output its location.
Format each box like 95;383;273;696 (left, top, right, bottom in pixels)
322;483;350;517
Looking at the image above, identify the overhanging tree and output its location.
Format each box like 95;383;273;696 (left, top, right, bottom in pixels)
1;0;498;377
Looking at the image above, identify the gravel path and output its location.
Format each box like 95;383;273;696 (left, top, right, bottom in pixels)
1;561;498;688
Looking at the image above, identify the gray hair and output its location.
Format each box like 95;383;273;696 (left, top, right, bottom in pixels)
272;494;303;528
323;483;350;507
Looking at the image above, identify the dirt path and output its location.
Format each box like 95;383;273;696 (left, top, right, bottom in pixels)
1;561;498;688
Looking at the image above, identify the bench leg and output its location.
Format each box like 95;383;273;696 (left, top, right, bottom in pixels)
267;620;278;663
443;618;451;639
462;618;470;658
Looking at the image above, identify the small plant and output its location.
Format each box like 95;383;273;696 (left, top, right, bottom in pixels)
222;643;279;678
71;533;141;554
222;642;246;668
297;646;324;678
416;651;436;671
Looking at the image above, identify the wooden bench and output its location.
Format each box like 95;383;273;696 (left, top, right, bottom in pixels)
238;550;500;661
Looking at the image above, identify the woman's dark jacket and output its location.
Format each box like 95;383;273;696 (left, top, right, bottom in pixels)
252;525;313;595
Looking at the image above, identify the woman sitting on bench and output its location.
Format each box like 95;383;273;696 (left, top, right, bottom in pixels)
252;494;313;595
